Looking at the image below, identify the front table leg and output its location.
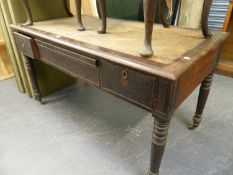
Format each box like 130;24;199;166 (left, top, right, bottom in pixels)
189;73;214;129
25;56;43;104
149;115;171;175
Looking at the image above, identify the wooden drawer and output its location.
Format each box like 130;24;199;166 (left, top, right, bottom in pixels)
102;62;155;110
13;32;39;59
36;40;100;86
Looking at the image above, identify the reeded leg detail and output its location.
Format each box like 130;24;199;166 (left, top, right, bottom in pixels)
189;73;214;130
158;0;169;28
96;0;107;34
21;0;33;26
149;115;170;175
140;0;157;57
75;0;86;31
63;0;73;17
25;56;43;104
201;0;213;38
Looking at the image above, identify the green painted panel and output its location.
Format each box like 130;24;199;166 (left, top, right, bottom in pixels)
6;0;75;97
10;0;68;23
106;0;140;20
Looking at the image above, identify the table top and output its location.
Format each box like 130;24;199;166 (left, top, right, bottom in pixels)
11;16;228;80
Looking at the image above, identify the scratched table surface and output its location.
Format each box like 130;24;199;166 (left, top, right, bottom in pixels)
31;16;204;64
14;15;227;79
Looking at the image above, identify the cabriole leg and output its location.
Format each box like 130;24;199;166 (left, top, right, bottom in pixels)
201;0;213;38
63;0;73;17
158;0;169;28
149;115;171;175
75;0;86;31
189;73;214;130
96;0;107;34
140;0;157;57
21;0;33;26
25;56;43;104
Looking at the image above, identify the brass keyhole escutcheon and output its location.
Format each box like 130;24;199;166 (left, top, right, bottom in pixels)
21;39;25;48
121;70;128;87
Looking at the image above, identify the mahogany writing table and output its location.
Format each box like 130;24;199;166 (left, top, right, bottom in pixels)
10;16;228;175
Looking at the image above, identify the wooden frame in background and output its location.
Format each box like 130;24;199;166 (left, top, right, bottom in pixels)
217;0;233;78
0;28;14;81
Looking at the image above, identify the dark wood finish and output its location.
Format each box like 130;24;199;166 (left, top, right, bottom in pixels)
102;61;155;110
63;0;73;17
201;0;213;38
36;40;100;86
189;73;214;130
174;47;219;109
13;32;40;59
24;56;42;103
75;0;85;31
150;115;171;175
10;16;228;175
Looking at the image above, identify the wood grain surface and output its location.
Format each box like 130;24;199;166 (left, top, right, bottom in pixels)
11;16;228;80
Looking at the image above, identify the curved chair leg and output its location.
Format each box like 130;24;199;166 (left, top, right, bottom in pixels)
75;0;86;31
96;0;102;19
189;73;214;130
96;0;106;34
63;0;73;17
149;115;171;175
158;0;169;28
21;0;33;26
140;0;158;57
201;0;213;38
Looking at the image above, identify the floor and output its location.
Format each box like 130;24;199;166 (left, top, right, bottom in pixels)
0;75;232;175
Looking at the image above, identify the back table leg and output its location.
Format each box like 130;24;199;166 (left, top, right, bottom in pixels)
189;73;214;130
149;115;171;175
24;56;43;104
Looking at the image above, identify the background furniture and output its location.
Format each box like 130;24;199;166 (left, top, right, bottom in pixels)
217;0;233;77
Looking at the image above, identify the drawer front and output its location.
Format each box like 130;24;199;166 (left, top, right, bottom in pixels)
36;40;100;86
13;32;39;59
102;62;155;109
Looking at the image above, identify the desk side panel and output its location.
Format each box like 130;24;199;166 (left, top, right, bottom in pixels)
174;47;219;109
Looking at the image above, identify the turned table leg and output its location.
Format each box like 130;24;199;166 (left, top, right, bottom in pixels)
25;56;43;104
140;0;158;57
149;115;171;175
75;0;86;31
189;73;214;130
96;0;107;34
63;0;73;17
201;0;213;38
21;0;33;26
